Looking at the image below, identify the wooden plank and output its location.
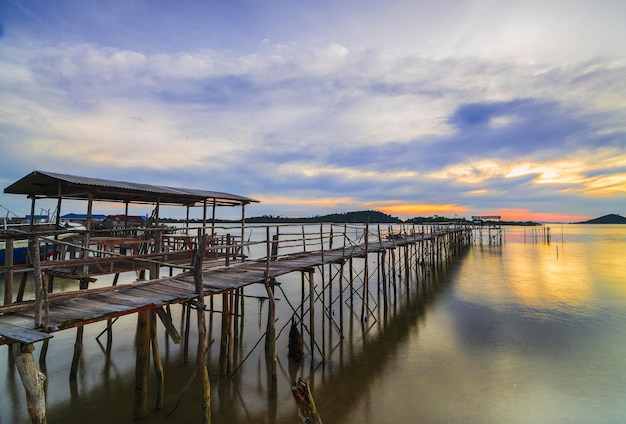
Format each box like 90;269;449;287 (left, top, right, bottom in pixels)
89;292;150;308
0;322;53;343
130;287;183;304
61;298;132;314
134;284;191;298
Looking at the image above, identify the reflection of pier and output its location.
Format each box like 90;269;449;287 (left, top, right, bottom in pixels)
1;171;472;423
471;215;503;245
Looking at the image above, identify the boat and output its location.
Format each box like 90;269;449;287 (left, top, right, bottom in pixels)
0;210;85;265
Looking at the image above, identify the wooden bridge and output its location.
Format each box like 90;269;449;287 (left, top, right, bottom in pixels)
1;171;475;423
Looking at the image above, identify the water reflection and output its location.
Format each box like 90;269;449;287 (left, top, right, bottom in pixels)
3;226;626;423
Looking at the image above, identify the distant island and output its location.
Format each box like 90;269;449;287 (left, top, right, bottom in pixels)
577;214;626;224
161;210;539;225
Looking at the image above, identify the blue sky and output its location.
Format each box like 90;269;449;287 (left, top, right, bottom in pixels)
1;0;625;221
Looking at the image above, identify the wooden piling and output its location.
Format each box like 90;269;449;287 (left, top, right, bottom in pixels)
309;269;315;368
133;310;150;419
150;310;164;410
193;235;211;423
4;239;13;305
361;221;369;322
13;342;47;424
69;278;89;380
265;280;278;397
219;292;230;375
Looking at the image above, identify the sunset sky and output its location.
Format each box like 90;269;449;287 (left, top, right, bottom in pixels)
1;1;624;222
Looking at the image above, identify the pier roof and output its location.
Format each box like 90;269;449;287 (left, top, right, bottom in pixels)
4;170;259;207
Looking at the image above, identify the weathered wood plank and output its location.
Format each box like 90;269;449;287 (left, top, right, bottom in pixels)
0;322;52;343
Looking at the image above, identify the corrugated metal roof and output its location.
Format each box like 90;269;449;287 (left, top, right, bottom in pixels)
4;170;259;207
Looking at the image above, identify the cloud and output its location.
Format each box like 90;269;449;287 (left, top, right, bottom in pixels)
0;1;625;220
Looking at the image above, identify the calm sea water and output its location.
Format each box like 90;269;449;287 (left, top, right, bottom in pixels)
1;224;625;423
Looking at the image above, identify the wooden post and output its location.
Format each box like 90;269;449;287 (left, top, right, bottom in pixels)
133;310;150;419
13;342;47;424
361;222;369;322
29;236;44;327
150;310;164;410
265;279;278;397
193;235;211;423
309;269;315;369
291;378;322;424
219;292;230;375
183;302;191;363
240;203;246;262
69;278;89;380
339;260;344;334
4;239;14;305
227;292;234;373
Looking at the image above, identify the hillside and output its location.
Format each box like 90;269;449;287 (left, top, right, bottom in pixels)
245;210;401;224
578;214;626;224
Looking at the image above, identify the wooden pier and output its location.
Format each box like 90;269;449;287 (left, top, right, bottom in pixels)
1;171;475;423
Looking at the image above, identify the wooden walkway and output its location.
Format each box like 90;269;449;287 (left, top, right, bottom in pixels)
0;230;463;343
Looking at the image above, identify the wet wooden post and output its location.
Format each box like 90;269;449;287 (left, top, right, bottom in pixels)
4;239;14;305
69;278;89;380
264;226;278;396
148;246;164;410
300;272;305;336
28;236;45;327
309;269;315;369
133;310;151;419
150;310;164;410
219;292;230;376
105;273;121;352
404;244;410;290
194;234;211;423
381;250;388;316
338;260;344;334
240;203;246;261
413;225;419;282
13;342;47;424
183;301;192;363
265;280;278;396
361;221;369;322
16;198;37;302
227;292;234;373
348;257;354;308
390;248;397;291
319;224;326;358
